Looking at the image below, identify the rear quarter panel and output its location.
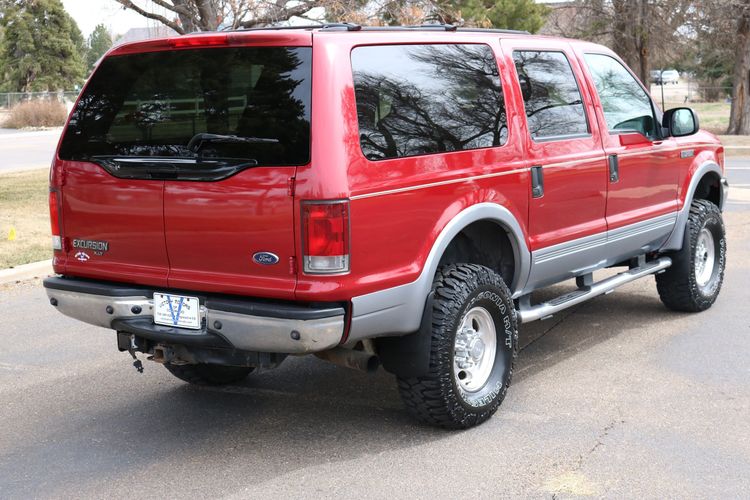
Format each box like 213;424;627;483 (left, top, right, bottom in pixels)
294;33;530;302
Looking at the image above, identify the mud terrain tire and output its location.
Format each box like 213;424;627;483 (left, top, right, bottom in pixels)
397;264;518;429
657;199;726;312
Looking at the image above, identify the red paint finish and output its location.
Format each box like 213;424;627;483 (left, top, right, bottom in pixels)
294;33;530;301
52;29;724;306
500;39;608;251
164;167;298;298
572;45;682;230
107;31;312;56
58;160;169;287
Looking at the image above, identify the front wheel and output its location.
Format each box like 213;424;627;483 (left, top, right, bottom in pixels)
656;199;726;312
397;264;518;429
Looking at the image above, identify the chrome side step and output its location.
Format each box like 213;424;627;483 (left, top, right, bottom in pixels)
517;257;672;323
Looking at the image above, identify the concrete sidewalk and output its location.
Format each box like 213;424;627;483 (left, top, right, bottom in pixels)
0;259;53;285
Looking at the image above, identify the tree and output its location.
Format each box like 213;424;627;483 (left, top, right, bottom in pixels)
544;0;693;85
112;0;547;33
0;0;86;92
680;1;734;102
727;1;750;134
86;23;113;70
112;0;333;33
455;0;549;32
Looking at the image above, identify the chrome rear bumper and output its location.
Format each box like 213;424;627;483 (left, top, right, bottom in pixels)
44;277;345;354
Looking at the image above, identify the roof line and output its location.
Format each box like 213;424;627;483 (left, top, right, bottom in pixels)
215;23;530;35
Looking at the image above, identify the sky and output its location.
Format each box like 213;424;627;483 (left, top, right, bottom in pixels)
61;0;171;37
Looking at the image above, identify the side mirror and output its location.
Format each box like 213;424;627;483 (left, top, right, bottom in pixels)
663;107;699;137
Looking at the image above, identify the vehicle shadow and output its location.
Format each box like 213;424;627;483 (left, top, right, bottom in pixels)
0;280;686;497
513;278;681;383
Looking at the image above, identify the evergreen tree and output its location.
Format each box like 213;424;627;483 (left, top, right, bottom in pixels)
86;23;112;70
0;0;86;92
456;0;549;32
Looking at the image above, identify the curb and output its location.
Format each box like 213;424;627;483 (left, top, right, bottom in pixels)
0;259;53;285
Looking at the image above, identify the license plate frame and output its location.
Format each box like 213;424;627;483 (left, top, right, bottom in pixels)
153;293;202;330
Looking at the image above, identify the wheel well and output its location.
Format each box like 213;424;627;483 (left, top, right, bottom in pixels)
436;220;515;286
692;171;722;207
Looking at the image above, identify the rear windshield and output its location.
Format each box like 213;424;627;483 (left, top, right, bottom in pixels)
59;46;311;167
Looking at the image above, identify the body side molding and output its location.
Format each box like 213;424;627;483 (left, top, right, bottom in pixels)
522;212;677;294
347;203;530;344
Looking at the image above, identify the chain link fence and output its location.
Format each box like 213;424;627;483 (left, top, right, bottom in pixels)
0;91;80;110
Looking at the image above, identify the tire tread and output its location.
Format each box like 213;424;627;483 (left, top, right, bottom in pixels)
397;264;517;429
656;199;726;312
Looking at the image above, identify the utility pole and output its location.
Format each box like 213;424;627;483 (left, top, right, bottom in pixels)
660;68;665;110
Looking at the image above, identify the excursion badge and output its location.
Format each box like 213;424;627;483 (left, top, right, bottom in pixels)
72;238;109;255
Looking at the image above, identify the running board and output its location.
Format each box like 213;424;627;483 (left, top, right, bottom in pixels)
517;257;672;323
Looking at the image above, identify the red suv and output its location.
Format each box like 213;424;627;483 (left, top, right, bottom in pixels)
44;25;728;428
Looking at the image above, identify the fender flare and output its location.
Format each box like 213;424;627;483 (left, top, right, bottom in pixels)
661;161;723;251
348;202;530;346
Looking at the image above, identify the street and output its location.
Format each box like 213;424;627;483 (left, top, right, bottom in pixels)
0;159;748;498
0;129;61;173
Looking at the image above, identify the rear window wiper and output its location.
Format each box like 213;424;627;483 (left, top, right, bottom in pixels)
83;155;260;181
187;133;279;152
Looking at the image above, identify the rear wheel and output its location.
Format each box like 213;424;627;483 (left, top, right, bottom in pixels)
164;363;254;385
397;264;518;429
656;199;726;312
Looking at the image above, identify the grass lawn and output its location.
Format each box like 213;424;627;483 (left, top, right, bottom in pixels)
0;168;51;268
689;102;730;134
662;101;731;134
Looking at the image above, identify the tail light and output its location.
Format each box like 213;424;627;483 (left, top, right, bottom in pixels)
302;200;350;274
49;189;62;251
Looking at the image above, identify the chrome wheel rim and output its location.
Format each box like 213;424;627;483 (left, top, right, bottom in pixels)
694;228;715;287
454;306;497;393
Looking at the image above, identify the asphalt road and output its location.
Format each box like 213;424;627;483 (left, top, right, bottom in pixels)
0;129;61;173
0;160;748;498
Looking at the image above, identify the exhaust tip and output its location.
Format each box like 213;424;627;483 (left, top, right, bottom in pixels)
315;347;379;373
364;355;380;374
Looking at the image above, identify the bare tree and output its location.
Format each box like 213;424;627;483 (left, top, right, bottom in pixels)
112;0;549;34
545;0;693;85
727;1;750;134
112;0;349;33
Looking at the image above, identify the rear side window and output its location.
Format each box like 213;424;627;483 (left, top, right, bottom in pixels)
583;53;656;138
512;50;589;140
352;44;508;161
59;47;311;166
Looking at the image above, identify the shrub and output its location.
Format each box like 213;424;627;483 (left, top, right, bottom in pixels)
4;99;68;129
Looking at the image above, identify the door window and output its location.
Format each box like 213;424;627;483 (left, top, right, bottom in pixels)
583;53;657;138
351;44;508;160
512;50;589;140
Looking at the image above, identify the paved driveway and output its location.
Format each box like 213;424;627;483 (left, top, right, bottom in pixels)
0;159;748;498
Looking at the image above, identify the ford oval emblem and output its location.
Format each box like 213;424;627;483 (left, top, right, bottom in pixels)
253;252;279;266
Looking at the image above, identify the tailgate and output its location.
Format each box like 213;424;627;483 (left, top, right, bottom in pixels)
164;166;297;298
55;39;312;298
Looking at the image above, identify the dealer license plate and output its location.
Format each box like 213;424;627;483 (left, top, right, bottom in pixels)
153;293;201;329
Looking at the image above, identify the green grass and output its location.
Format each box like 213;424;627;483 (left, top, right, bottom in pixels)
0;169;51;268
662;101;731;134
